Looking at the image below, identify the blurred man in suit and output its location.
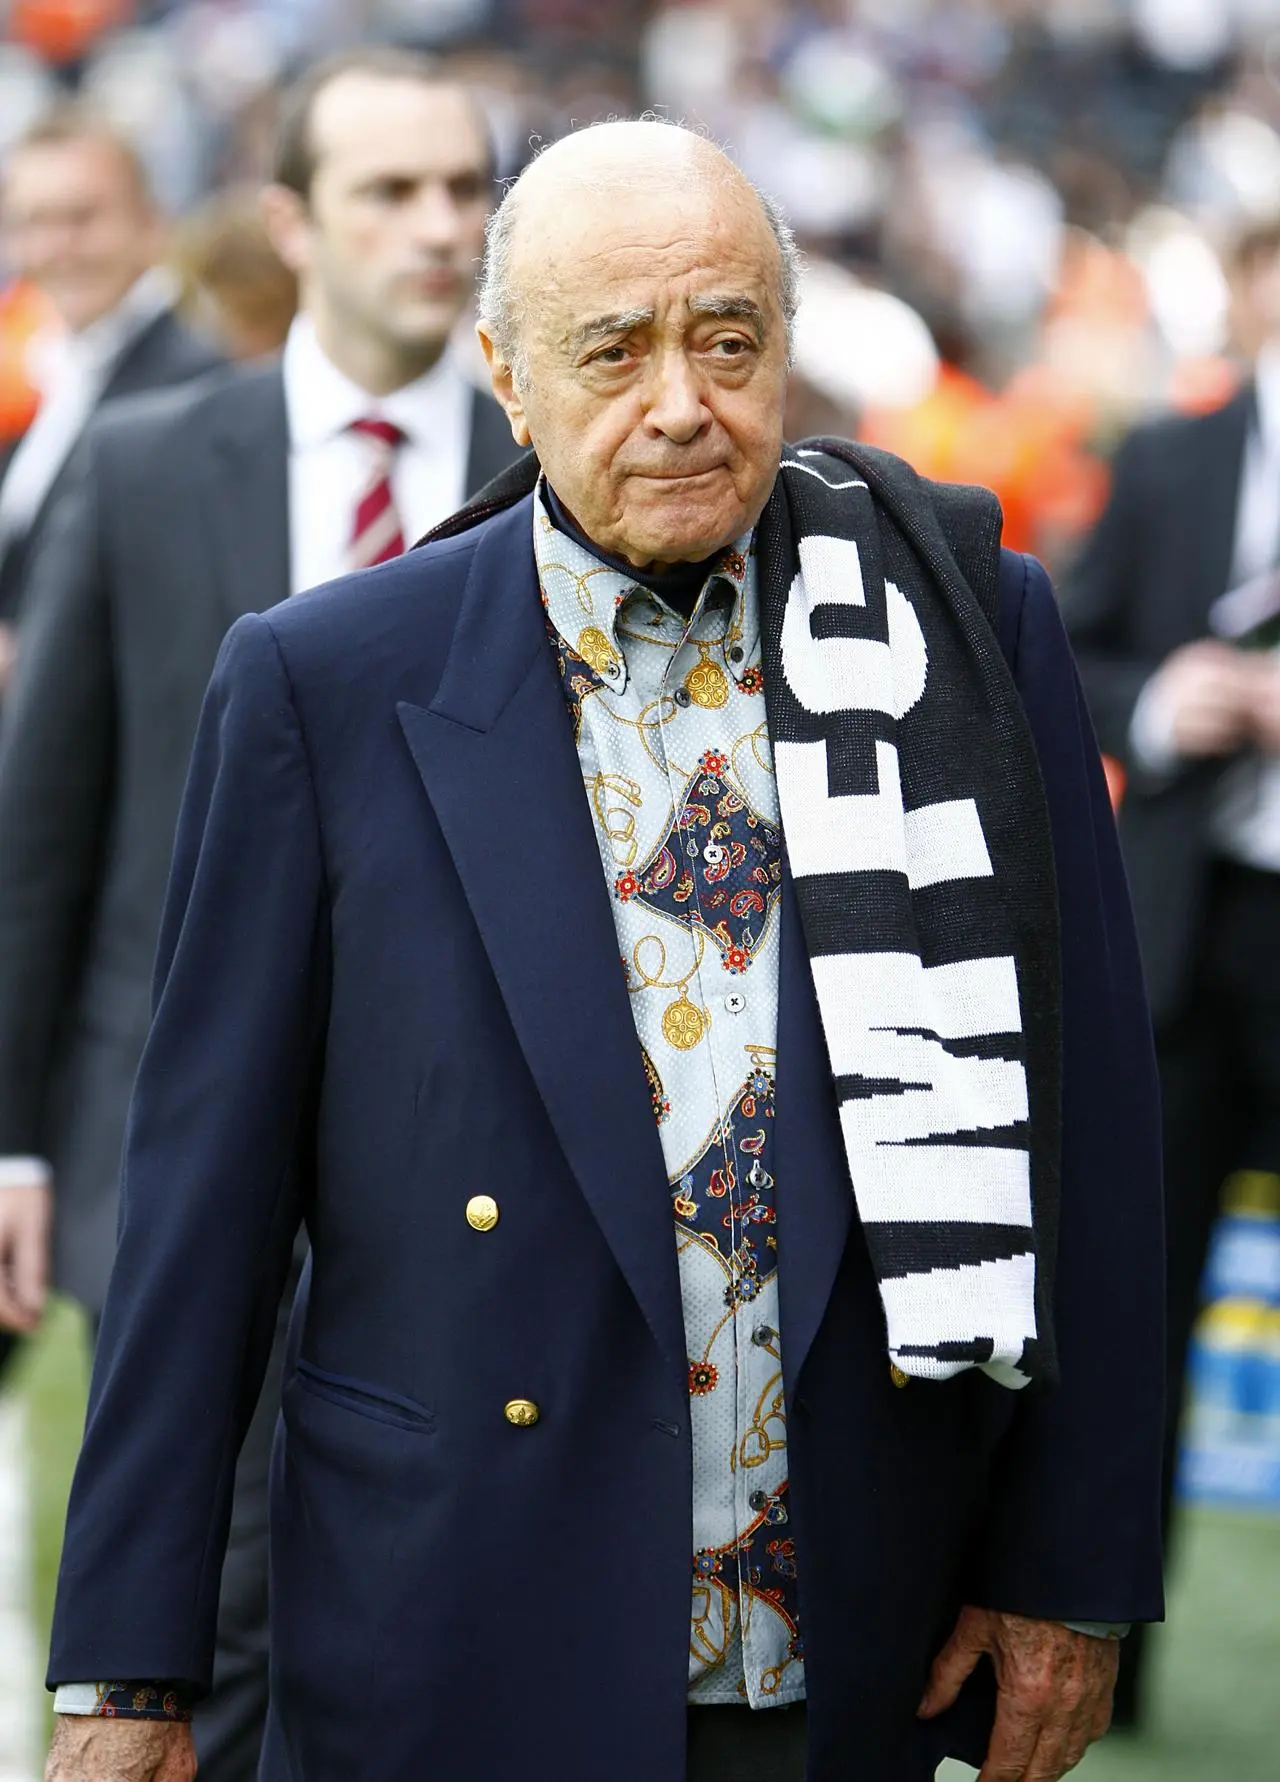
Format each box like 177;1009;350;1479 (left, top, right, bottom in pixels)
0;48;516;1782
1064;219;1280;1723
0;104;221;687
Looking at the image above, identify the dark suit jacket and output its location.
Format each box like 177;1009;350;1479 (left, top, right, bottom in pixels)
0;360;519;1311
48;485;1164;1781
0;305;222;624
1061;386;1253;1025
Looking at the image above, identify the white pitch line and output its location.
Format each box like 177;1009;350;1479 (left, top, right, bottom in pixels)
0;1395;40;1782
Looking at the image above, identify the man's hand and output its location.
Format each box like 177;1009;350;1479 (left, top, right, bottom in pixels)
1246;654;1280;754
0;1177;51;1332
918;1606;1118;1781
1150;639;1264;758
45;1715;196;1781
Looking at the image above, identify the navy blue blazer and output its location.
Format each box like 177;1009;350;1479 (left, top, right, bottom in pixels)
49;492;1164;1782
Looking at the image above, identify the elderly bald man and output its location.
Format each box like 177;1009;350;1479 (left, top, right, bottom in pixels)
45;123;1163;1782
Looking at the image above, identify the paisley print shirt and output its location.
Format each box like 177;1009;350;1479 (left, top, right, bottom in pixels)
536;488;804;1709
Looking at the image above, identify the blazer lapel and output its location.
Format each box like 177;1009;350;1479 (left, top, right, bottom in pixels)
203;365;291;622
773;853;854;1392
397;499;686;1382
1193;385;1251;624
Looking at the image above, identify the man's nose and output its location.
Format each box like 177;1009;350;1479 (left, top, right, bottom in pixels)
411;186;464;251
643;353;710;444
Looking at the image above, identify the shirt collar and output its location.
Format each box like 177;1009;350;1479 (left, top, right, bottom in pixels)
282;313;467;453
1255;341;1280;451
533;479;757;696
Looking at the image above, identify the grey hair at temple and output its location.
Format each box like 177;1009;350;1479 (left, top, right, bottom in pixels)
477;119;803;387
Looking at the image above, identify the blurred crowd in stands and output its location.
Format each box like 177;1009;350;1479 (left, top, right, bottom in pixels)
5;0;1280;569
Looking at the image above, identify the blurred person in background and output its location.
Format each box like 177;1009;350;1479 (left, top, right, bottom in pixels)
1063;215;1280;1729
171;187;298;361
0;104;221;691
0;46;516;1782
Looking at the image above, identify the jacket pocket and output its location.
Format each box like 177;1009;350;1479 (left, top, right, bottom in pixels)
293;1358;436;1434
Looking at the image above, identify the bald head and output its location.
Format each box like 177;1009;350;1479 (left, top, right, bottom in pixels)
476;118;797;572
478;120;799;382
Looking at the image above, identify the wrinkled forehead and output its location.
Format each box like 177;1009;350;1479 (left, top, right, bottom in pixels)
515;177;783;345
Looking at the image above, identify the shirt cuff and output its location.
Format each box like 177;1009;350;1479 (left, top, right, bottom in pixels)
1062;1621;1130;1640
1128;675;1182;777
54;1681;194;1720
0;1157;51;1191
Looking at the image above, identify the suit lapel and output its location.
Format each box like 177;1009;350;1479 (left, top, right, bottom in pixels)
397;499;686;1381
202;366;291;622
1192;386;1252;624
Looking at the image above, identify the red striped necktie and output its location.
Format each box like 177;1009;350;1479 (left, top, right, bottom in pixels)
348;417;407;570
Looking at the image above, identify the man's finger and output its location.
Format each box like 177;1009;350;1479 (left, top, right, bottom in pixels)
918;1615;986;1718
976;1689;1042;1782
1087;1686;1114;1746
0;1199;47;1333
11;1202;48;1321
1021;1717;1077;1781
0;1270;38;1333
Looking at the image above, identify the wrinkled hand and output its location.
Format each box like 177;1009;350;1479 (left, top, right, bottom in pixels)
45;1715;196;1782
0;1179;51;1332
918;1606;1117;1781
1154;639;1264;758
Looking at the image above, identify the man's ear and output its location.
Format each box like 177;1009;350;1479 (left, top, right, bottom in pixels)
476;323;532;447
259;184;311;280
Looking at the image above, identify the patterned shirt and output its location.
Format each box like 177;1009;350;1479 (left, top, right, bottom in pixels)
536;488;803;1709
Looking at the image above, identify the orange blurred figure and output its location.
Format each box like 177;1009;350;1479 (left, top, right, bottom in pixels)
0;280;59;444
8;0;131;67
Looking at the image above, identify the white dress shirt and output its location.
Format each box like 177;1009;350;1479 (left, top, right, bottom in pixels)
283;315;472;596
1130;343;1280;871
0;269;176;559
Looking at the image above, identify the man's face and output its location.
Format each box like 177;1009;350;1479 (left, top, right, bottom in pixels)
484;181;789;567
281;77;491;358
1;139;158;333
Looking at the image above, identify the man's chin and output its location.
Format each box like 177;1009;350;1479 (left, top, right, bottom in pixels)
622;487;746;566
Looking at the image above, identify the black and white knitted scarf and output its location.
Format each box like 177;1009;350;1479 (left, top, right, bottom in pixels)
757;443;1060;1389
422;440;1062;1391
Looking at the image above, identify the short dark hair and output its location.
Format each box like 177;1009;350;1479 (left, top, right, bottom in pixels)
273;48;494;201
7;100;154;208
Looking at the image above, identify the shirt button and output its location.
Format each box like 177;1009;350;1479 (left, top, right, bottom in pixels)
728;645;745;663
748;1490;770;1513
752;1324;776;1347
673;687;691;707
724;992;746;1015
602;659;621;680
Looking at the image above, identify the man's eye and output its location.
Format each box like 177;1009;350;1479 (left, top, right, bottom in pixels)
711;337;751;356
367;179;415;204
591;346;631;365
